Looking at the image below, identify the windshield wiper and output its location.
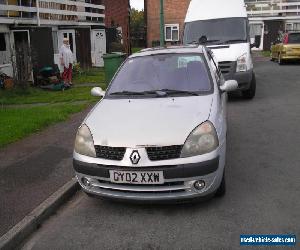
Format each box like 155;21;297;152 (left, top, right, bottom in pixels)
187;39;221;45
156;89;200;96
223;39;246;44
109;91;147;96
110;90;200;97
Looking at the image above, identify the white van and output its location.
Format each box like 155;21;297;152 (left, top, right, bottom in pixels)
183;0;259;99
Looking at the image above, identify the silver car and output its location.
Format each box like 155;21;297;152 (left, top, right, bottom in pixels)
73;45;238;202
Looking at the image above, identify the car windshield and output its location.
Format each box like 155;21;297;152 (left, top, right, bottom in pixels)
183;17;248;45
106;53;213;98
288;33;300;44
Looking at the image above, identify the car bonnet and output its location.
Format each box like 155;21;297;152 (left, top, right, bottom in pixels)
85;96;213;148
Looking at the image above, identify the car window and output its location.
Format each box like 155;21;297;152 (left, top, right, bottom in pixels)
288;33;300;44
106;53;213;97
207;51;220;83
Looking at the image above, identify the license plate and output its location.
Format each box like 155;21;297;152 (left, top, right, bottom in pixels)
109;170;164;185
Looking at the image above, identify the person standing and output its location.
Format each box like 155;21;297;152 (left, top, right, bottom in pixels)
59;38;74;86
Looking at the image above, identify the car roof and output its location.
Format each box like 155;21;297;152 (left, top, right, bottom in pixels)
129;45;206;58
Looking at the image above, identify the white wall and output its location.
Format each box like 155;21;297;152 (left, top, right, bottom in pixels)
249;21;264;51
0;25;13;77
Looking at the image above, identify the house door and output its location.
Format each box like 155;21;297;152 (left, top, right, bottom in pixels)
12;30;32;82
58;30;76;62
91;29;106;67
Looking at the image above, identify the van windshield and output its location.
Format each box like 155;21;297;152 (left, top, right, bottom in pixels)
106;53;213;98
184;17;248;45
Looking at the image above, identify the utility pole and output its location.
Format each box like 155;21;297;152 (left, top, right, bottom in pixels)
160;0;165;46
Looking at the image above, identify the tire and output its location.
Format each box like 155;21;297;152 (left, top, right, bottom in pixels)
242;73;256;99
215;170;226;197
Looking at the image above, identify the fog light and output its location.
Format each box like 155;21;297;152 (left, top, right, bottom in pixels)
194;180;205;190
82;177;91;187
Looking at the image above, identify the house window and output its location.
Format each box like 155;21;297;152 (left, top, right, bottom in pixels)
165;24;179;42
294;23;300;31
285;23;293;32
0;33;6;51
286;23;300;32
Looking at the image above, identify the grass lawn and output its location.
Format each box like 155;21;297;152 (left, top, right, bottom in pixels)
132;47;144;54
73;67;105;85
261;51;271;58
0;103;91;148
0;86;104;105
0;67;106;147
0;67;106;105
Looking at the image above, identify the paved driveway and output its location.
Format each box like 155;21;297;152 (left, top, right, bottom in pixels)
21;59;300;250
0;108;91;236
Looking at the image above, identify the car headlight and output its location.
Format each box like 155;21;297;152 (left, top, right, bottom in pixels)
236;53;247;72
74;124;96;157
181;121;219;158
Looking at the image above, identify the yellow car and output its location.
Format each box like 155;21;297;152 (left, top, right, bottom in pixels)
271;32;300;65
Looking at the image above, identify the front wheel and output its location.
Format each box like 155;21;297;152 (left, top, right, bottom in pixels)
242;73;256;99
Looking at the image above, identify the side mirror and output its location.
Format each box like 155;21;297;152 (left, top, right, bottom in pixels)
220;80;238;93
91;87;105;97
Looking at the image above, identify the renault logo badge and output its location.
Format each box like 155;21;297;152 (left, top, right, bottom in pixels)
130;150;140;165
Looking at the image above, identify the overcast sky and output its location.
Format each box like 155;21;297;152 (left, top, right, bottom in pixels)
130;0;144;10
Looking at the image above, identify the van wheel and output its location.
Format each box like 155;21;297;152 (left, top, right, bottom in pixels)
242;73;256;99
215;170;226;197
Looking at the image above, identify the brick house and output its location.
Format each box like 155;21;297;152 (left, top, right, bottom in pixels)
104;0;131;54
145;0;190;47
145;0;300;50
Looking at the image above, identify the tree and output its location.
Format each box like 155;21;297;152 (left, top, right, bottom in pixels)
130;8;146;47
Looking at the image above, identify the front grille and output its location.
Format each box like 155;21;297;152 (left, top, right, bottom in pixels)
146;145;183;161
94;146;126;161
219;61;235;75
95;179;186;194
98;179;184;187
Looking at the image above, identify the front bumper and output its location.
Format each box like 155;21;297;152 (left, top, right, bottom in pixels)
224;69;253;90
74;153;225;202
219;61;253;90
281;54;300;60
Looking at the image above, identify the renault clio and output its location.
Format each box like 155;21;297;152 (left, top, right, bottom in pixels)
73;46;238;202
183;0;259;99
